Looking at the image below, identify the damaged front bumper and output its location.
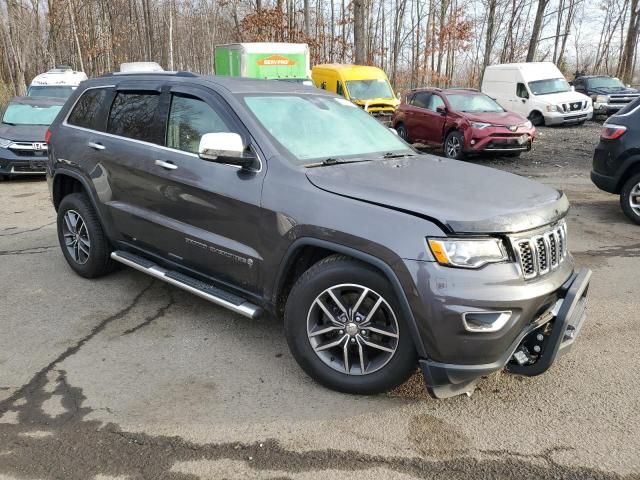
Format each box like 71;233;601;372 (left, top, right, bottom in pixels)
420;268;591;399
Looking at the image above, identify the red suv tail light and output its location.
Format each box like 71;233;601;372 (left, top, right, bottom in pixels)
600;124;626;140
44;129;52;144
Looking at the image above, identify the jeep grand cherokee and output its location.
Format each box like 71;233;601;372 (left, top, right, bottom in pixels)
46;72;591;398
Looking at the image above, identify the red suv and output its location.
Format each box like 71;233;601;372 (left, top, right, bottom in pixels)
392;88;536;159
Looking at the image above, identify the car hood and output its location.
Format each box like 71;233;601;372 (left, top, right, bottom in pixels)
305;155;569;234
352;98;400;110
0;124;48;142
535;91;590;104
462;111;527;126
589;86;639;95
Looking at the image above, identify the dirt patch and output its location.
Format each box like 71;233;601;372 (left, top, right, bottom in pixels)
408;414;470;457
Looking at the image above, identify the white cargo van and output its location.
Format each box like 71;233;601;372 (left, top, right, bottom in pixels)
482;62;592;126
27;66;87;99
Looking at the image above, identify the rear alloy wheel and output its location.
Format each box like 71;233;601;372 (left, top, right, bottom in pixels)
620;173;640;225
444;131;465;160
396;123;411;143
57;193;116;278
284;255;417;394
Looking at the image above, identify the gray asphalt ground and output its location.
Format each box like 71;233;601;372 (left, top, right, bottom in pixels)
0;121;639;479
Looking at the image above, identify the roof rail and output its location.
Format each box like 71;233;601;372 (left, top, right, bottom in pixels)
448;87;479;91
98;70;199;78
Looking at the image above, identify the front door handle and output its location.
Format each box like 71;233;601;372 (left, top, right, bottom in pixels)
87;142;105;151
155;159;178;170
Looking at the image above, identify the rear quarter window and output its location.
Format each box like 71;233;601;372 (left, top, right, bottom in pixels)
67;88;110;130
107;92;161;144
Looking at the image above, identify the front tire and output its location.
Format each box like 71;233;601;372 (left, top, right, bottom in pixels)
528;111;545;126
57;193;116;278
395;123;411;143
284;255;417;394
620;173;640;225
444;131;465;160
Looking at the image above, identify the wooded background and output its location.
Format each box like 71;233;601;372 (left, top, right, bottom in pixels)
1;0;639;101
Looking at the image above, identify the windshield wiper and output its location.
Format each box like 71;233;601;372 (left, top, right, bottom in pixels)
381;152;417;159
2;121;16;126
305;157;372;168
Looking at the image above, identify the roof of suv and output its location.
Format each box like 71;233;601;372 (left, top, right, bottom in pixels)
90;72;318;95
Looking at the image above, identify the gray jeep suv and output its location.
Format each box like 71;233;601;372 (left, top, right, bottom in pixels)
46;72;591;398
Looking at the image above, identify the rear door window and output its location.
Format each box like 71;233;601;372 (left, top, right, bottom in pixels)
107;92;161;144
166;94;231;154
410;92;430;108
68;88;110;131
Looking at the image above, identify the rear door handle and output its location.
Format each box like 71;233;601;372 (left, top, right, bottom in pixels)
155;159;178;170
87;142;105;151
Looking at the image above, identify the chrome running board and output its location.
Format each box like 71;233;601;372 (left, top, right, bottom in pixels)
111;250;262;319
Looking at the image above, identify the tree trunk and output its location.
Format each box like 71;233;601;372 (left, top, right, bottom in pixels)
526;0;549;62
353;0;365;64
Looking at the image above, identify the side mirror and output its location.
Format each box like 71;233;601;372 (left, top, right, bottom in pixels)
436;105;447;114
198;132;254;168
570;85;575;92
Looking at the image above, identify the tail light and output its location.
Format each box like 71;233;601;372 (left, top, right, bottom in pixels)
44;128;52;144
600;124;626;140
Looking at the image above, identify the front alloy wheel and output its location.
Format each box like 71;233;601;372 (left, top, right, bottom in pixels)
444;131;465;160
284;255;417;394
307;284;399;375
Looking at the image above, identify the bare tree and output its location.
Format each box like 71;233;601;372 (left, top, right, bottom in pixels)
527;0;550;62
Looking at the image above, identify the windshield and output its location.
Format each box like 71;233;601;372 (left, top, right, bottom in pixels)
528;78;570;95
346;79;394;100
2;103;63;125
243;95;412;164
27;85;75;98
587;77;626;89
445;93;504;112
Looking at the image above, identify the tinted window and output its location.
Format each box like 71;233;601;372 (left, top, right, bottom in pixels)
28;86;75;99
166;94;230;154
410;92;430;108
427;95;445;111
516;83;529;99
107;92;160;143
68;88;109;130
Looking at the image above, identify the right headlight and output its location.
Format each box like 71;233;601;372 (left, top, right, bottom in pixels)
427;237;508;269
595;95;609;104
545;105;558;112
0;137;12;148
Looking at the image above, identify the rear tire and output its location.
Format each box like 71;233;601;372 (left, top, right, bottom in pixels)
284;255;417;395
528;111;544;126
57;193;116;278
395;123;412;143
620;173;640;225
444;131;465;160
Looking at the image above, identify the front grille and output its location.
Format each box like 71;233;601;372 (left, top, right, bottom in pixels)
560;101;587;113
511;221;567;280
609;94;640;105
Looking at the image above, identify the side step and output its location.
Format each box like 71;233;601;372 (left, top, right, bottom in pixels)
111;250;262;319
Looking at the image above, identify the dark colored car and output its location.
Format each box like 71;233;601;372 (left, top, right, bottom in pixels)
0;96;65;179
591;97;640;224
392;88;536;160
46;73;590;398
572;75;640;116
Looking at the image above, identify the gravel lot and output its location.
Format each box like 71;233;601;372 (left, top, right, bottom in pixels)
1;121;639;480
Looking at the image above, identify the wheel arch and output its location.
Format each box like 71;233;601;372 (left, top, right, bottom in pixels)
52;169;114;240
616;159;640;193
272;238;428;358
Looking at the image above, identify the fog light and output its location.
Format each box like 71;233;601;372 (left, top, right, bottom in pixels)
462;311;512;333
470;139;476;145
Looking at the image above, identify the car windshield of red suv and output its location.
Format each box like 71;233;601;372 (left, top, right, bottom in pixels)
445;93;504;113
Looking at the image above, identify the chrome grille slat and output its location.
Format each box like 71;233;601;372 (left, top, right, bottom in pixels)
511;221;567;280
